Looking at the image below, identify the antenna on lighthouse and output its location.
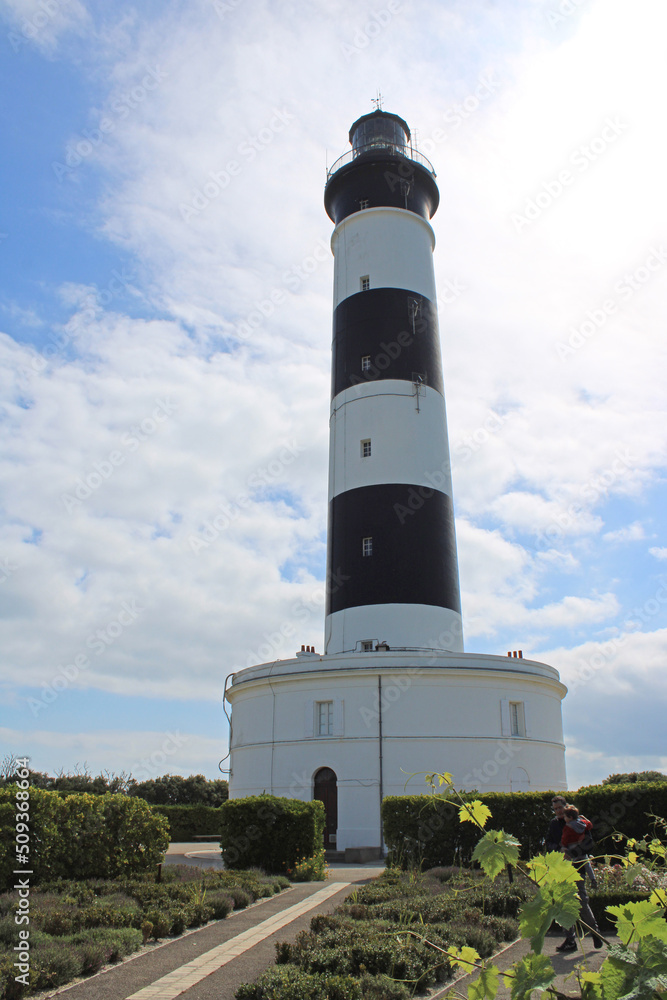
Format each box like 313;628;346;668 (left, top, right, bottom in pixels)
371;90;383;111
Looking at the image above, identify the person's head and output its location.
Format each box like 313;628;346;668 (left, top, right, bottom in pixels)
564;805;579;823
551;795;567;818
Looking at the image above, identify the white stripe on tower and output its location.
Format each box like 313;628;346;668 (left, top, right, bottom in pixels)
323;110;463;655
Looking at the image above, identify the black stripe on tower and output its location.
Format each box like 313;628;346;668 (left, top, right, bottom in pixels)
325;157;439;224
326;484;461;616
332;288;444;398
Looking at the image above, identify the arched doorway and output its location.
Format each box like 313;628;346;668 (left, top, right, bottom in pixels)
313;767;338;849
510;766;530;792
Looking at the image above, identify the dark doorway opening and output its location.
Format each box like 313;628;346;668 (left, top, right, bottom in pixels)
313;767;338;849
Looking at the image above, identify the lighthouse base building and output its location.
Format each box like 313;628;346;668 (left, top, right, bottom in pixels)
226;649;566;853
225;108;567;854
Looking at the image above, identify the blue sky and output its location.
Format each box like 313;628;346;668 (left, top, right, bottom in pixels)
1;0;666;790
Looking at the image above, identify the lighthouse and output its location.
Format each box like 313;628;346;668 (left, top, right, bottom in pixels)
324;109;463;656
225;108;567;857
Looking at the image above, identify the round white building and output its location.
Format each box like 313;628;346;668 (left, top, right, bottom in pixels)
226;109;567;856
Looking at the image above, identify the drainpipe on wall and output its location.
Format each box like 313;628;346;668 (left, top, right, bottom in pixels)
378;674;384;852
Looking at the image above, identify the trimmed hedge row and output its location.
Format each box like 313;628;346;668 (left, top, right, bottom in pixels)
0;788;169;889
220;795;325;873
151;804;224;842
382;782;667;868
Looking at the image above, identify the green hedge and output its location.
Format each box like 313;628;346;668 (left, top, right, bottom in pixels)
151;804;224;842
0;787;169;889
220;795;324;873
382;782;667;868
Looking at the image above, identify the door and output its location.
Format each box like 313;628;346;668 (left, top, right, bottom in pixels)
313;767;338;849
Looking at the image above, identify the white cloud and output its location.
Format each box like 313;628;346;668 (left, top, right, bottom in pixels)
649;547;667;561
0;0;90;53
603;521;646;544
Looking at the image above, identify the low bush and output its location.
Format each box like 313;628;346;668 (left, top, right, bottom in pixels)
220;795;325;874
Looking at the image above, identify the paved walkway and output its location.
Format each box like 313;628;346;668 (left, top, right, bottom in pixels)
51;844;383;1000
50;846;617;1000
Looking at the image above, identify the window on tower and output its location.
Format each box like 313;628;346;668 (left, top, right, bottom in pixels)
361;439;371;457
359;198;369;210
361;275;370;291
361;355;371;372
360;640;373;652
362;536;373;557
316;700;333;736
510;701;525;737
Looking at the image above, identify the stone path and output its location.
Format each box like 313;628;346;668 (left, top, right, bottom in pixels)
49;844;383;1000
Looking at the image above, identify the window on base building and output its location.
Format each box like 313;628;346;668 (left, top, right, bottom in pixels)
361;439;371;457
361;275;370;291
361;640;373;652
510;701;525;737
316;700;333;736
359;198;369;210
361;355;371;372
362;536;373;557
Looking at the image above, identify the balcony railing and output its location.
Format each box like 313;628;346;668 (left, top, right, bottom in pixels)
326;142;435;182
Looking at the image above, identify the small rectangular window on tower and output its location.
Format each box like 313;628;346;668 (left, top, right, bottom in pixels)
362;536;373;557
361;355;371;372
316;700;333;736
361;640;374;652
359;198;369;210
361;439;371;457
361;275;370;291
510;701;525;737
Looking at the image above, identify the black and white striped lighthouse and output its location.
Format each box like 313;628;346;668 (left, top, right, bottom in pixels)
324;109;464;656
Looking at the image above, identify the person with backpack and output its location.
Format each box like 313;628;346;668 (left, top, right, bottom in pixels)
555;803;602;951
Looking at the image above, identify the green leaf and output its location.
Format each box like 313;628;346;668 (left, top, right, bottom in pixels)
503;953;555;1000
448;945;481;971
607;899;667;945
472;829;520;880
528;851;581;887
519;881;581;953
459;800;492;829
468;963;500;1000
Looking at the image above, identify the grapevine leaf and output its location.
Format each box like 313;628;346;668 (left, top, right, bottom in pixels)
472;829;520;880
459;800;492;829
448;945;481;971
607;900;667;945
527;851;581;887
468;963;500;1000
628;851;638;864
519;882;581;953
503;953;555;1000
637;935;667;972
649;888;667;908
579;970;604;1000
438;772;454;787
598;948;637;1000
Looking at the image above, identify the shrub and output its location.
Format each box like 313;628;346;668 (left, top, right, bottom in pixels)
151;804;223;842
31;942;81;991
229;888;253;909
208;891;234;918
220;795;324;874
289;848;328;882
235;964;328;999
359;973;411;999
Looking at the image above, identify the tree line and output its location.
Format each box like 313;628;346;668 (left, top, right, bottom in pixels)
0;758;228;806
